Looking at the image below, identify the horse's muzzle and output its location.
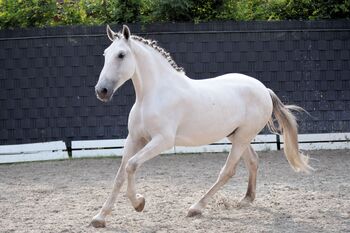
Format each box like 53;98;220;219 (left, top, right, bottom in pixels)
95;86;112;102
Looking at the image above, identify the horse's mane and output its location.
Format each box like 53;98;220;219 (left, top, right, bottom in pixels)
131;35;185;73
116;32;185;73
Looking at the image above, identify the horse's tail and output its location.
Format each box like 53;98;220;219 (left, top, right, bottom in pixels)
267;89;313;173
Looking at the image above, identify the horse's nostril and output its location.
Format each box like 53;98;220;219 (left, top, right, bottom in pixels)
101;88;108;95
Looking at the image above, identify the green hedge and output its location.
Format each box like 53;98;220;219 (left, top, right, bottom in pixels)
0;0;349;29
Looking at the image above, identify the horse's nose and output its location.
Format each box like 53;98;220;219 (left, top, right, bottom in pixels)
95;86;109;99
101;88;108;95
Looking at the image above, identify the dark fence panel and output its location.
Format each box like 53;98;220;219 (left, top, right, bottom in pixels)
0;21;349;145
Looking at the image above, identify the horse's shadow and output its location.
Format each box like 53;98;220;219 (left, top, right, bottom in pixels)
201;204;323;232
87;204;323;232
104;228;129;233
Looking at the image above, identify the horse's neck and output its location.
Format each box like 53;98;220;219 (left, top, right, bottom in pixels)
131;41;184;101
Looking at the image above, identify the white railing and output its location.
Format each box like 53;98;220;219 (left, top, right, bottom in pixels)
0;141;68;163
0;133;349;163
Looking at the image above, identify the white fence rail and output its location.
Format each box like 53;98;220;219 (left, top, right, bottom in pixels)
281;132;350;150
0;141;68;163
71;139;124;158
0;133;349;163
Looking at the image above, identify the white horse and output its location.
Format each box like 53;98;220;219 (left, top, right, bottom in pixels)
91;25;312;228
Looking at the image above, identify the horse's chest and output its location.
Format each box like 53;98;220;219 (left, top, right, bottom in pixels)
129;106;169;139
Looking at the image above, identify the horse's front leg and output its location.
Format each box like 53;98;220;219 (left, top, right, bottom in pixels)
125;135;173;211
91;136;145;228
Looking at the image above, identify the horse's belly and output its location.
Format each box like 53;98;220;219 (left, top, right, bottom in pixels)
174;130;234;146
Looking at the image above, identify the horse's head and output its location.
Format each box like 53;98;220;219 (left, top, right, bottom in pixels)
95;25;136;102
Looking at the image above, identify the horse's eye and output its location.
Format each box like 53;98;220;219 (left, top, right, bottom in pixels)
118;52;125;59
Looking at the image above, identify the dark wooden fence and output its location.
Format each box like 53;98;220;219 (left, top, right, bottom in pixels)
0;21;349;145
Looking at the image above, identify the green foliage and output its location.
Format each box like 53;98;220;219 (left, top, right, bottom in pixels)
0;0;349;29
149;0;194;22
266;0;350;20
267;0;317;20
0;0;56;28
148;0;226;22
231;0;270;21
117;0;142;23
54;0;83;25
191;0;226;22
310;0;350;19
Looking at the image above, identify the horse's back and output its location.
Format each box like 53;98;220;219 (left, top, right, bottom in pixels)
195;73;268;93
192;73;272;113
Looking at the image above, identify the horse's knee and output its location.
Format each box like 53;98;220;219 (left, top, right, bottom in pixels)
115;178;124;188
250;159;258;171
219;167;236;180
126;159;138;174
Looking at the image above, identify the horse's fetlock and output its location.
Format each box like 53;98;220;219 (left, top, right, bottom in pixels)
101;208;112;216
126;191;134;200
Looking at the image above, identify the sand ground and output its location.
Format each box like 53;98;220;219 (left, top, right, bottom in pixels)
0;150;349;233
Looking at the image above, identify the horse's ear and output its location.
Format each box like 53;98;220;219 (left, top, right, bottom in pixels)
106;25;116;41
122;25;131;40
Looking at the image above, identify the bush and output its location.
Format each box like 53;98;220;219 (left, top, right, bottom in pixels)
147;0;194;22
311;0;350;19
0;0;349;29
0;0;56;28
0;0;141;29
267;0;350;20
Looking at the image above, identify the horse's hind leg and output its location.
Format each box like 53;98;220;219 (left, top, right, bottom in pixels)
239;145;258;206
187;132;252;217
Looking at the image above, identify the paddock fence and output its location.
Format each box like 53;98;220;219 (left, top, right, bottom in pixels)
0;21;349;163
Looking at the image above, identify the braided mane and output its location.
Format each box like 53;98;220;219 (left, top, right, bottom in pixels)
116;32;185;73
131;35;185;73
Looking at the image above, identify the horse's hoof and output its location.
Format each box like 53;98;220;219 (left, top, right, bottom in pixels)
90;219;106;228
187;208;202;217
238;197;253;208
134;195;145;212
90;215;106;228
